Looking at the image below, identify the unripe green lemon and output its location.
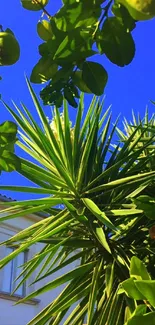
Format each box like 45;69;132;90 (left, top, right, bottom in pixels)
21;0;49;11
118;0;155;20
0;32;20;66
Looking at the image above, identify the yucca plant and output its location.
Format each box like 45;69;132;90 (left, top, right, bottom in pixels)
1;80;155;325
116;108;155;164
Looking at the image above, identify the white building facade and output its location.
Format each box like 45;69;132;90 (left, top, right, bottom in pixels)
0;195;67;325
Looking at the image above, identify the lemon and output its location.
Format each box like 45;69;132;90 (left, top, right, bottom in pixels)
21;0;49;11
0;31;20;66
118;0;155;20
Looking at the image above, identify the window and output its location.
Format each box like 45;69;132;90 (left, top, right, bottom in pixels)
1;247;27;296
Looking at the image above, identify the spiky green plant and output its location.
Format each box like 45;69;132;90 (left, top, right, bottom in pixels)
1;80;155;325
116;108;155;163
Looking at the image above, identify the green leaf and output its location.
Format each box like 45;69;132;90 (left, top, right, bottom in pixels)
37;20;53;41
105;262;115;298
0;150;20;172
30;57;58;84
0;121;17;145
38;20;67;60
106;208;143;216
125;305;147;324
132;305;147;317
87;259;103;325
130;256;150;280
64;87;78;108
39;42;50;57
33;250;88;284
0;120;20;172
53;29;95;64
82;198;116;231
98;17;135;67
40;83;63;107
120;278;146;300
135;280;155;307
112;2;136;32
72;71;92;93
85;171;155;193
16;261;96;304
52;65;73;83
41;237;95;248
68;82;80;99
82;61;108;95
132;195;155;219
90;220;111;254
127;312;155;325
54;1;101;31
63;296;88;325
0;185;72;196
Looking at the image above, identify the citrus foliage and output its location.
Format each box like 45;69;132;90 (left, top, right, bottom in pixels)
1;0;155;106
28;0;136;107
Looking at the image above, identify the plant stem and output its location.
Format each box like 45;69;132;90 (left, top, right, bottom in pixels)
99;0;113;28
92;0;112;39
33;0;52;19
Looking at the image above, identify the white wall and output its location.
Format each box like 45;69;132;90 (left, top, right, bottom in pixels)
0;212;74;325
0;299;41;325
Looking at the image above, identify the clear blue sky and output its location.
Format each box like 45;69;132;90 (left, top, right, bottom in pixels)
0;0;155;200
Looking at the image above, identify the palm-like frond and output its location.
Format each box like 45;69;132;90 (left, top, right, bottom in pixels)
116;108;155;163
0;81;155;324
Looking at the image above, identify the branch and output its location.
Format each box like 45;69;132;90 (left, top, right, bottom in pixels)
92;0;113;38
33;0;52;19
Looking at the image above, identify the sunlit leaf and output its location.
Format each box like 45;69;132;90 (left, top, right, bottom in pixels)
130;256;150;280
37;20;53;41
30;57;58;83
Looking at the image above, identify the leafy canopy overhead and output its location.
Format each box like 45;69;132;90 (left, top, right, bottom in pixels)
1;0;155;107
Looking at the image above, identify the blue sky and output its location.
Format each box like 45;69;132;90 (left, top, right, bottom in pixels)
0;0;155;200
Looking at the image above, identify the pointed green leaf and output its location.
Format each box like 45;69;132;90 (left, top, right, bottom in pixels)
87;259;103;325
16;261;96;304
105;262;115;298
90;220;111;254
82;198;116;231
